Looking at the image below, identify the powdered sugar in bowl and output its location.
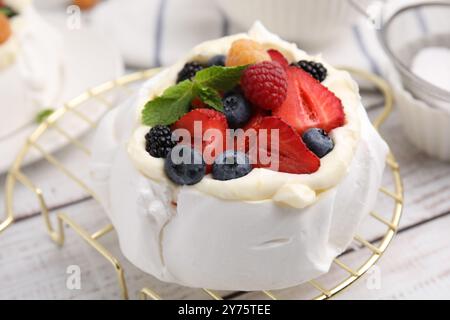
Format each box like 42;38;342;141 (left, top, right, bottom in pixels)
379;1;450;160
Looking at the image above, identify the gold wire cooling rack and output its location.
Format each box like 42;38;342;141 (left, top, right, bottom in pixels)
1;67;403;300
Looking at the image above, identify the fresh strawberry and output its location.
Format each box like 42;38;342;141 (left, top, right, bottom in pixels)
273;66;345;134
268;49;289;70
172;109;228;172
234;109;266;152
244;116;320;174
191;97;206;109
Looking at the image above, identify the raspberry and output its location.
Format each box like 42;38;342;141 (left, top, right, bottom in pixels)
241;61;288;110
226;39;270;67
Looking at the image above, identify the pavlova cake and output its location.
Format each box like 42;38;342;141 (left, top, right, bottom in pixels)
0;0;62;139
90;22;388;290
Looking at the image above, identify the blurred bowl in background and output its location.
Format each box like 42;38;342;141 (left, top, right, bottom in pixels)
379;1;450;161
214;0;358;49
388;67;450;161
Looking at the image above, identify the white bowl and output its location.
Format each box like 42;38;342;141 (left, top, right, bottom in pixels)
214;0;358;48
388;67;450;161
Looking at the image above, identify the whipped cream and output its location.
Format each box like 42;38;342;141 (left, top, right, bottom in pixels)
127;22;362;208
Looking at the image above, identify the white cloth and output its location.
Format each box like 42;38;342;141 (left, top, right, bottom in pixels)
88;0;388;70
35;0;432;78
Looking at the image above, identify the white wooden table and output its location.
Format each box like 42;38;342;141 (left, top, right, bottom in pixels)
0;89;449;300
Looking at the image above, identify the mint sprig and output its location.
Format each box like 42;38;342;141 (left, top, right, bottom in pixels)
141;65;247;126
194;86;223;111
36;109;55;124
142;80;193;126
0;6;18;18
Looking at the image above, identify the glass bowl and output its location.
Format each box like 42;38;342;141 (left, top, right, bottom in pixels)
378;1;450;111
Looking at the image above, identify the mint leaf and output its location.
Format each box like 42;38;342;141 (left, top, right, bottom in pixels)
142;80;194;126
0;6;17;18
194;85;223;111
141;65;248;126
194;65;247;92
36;109;54;124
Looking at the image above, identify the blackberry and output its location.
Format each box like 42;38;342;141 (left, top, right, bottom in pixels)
176;62;204;83
293;60;327;82
145;125;177;158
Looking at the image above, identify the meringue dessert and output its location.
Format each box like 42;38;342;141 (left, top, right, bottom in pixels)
0;0;63;139
90;22;388;290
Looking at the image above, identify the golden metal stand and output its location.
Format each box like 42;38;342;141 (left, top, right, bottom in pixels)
1;68;403;300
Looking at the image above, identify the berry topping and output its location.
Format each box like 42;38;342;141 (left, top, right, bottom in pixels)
176;62;204;83
0;14;11;44
226;39;270;67
293;60;328;82
207;54;226;67
273;66;345;134
164;145;206;185
172;108;228;169
222;90;252;129
302;128;334;158
245;117;320;174
212;150;253;181
241;61;288;110
145;125;177;158
268;49;289;69
73;0;99;10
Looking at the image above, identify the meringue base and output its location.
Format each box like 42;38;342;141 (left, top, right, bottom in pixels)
90;95;388;290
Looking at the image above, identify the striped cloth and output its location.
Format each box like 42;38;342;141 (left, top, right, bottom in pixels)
89;0;435;80
89;0;390;75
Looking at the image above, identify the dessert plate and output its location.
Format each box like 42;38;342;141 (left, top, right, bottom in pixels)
0;25;123;174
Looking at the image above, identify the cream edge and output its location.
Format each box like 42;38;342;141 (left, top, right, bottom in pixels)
127;22;363;208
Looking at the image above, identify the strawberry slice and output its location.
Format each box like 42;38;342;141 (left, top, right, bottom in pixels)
268;49;289;70
244;116;320;174
273;66;345;134
172;108;228;172
191;97;207;109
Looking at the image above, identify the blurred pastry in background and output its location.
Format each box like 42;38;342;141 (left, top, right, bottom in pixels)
72;0;98;11
0;0;123;171
0;0;63;140
33;0;101;11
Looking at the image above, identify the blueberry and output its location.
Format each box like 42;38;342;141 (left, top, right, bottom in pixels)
207;55;226;67
164;145;206;185
222;91;252;129
212;150;253;181
302;128;334;158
